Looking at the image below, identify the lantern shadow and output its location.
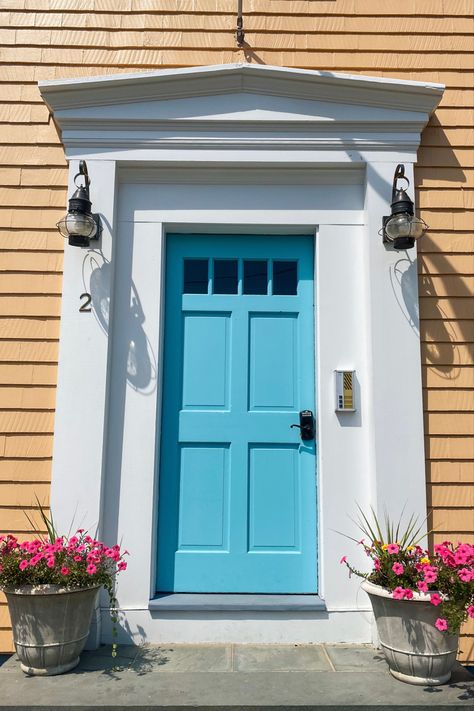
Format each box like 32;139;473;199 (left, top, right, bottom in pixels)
82;251;157;394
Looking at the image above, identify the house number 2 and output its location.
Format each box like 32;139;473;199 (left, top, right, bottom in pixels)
79;293;92;312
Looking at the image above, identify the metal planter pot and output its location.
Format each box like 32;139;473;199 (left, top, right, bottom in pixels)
362;580;459;685
4;584;99;676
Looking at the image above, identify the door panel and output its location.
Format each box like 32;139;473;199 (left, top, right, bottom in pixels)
156;234;317;593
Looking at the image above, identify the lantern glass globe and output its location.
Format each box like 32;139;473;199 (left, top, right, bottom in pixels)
57;212;97;239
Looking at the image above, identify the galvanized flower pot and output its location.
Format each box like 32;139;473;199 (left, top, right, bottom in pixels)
362;580;459;685
4;584;99;676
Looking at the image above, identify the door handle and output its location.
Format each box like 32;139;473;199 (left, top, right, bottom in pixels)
290;410;315;440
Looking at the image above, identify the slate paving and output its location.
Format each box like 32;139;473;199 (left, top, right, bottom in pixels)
0;643;472;710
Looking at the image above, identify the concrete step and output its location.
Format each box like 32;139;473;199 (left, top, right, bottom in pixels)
0;644;472;710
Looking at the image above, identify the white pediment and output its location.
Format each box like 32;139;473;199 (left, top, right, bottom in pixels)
39;63;443;158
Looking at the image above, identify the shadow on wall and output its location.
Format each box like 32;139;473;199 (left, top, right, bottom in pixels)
82;250;157;394
415;111;473;380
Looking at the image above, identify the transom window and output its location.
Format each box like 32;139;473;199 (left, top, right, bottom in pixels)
183;259;298;296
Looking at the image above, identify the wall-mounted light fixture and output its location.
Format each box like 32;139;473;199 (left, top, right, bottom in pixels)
381;164;427;251
57;160;101;247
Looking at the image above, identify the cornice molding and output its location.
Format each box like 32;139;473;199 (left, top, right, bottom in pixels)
39;64;444;159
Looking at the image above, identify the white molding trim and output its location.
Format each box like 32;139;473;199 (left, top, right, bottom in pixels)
40;64;443;159
40;63;444;113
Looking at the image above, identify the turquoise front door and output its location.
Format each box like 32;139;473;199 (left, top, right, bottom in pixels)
156;234;317;593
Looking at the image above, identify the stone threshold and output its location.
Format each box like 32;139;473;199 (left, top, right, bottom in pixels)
149;593;326;611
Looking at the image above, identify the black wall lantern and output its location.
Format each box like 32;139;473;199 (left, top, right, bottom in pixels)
382;164;427;251
57;160;101;247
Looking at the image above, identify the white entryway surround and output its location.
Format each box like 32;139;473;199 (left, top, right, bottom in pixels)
40;65;443;645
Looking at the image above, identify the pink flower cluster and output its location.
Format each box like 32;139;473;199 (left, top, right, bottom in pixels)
0;531;128;591
341;538;474;634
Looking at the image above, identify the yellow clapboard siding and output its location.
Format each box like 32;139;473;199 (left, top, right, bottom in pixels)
427;484;474;508
431;107;474;126
4;208;65;230
5;0;472;13
0;296;62;317
0;506;51;532
7;29;473;53
0;318;60;340
0;146;66;166
419;276;474;298
0;252;63;272
0;168;21;185
425;413;474;436
425;436;474;460
0;606;11;629
421;344;474;367
422;367;474;389
0;341;58;362
424;389;474;412
0;411;55;433
430;508;474;532
0;386;56;409
0;481;50;506
417;149;474;169
418;190;474;209
419;211;474;231
0;363;58;385
8;12;470;34
0;273;63;294
2;47;473;70
459;637;474;664
20;167;68;187
420;233;474;252
0;231;63;251
0;629;14;653
419;298;474;320
462;618;474;636
1;434;54;458
426;461;474;484
0;458;52;481
420;253;474;275
421;128;474;148
420;320;474;342
0;186;66;207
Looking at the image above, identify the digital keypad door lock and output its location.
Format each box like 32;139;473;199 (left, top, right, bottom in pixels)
290;410;315;440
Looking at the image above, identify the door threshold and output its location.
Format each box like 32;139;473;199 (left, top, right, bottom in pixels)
149;593;326;612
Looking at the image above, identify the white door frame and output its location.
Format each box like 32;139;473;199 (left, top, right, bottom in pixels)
39;64;443;644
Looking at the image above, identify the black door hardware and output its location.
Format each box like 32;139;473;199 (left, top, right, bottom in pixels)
290;410;315;440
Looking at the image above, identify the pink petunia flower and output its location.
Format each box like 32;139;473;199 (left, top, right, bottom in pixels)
387;544;400;555
86;563;97;575
392;587;405;600
424;570;438;584
60;566;70;576
403;589;414;600
374;559;381;571
46;556;55;568
435;618;448;632
392;563;404;575
417;581;428;593
458;568;472;583
430;593;442;607
73;555;82;562
339;556;347;564
19;559;29;571
118;561;127;571
467;605;474;619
